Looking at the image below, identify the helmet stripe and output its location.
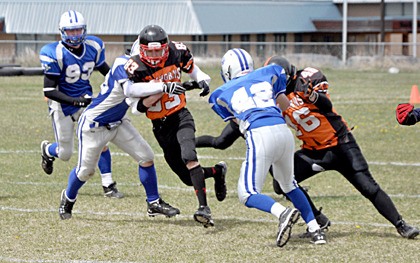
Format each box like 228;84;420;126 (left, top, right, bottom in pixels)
232;48;249;71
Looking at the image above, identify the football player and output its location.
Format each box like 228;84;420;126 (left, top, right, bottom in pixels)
58;45;179;220
39;10;122;198
209;48;327;247
123;25;227;228
267;55;419;239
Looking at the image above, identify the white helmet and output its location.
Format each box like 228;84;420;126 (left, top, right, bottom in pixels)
59;10;87;46
220;48;254;83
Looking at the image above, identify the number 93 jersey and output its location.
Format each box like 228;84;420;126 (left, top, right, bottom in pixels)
39;36;106;115
210;64;287;133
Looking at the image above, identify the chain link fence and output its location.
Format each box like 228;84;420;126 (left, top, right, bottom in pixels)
1;40;419;70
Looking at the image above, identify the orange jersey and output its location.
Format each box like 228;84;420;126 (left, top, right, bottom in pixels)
125;41;194;120
283;67;350;150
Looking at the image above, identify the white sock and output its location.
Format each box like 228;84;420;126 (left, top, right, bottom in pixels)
101;173;113;187
307;219;320;233
270;202;286;218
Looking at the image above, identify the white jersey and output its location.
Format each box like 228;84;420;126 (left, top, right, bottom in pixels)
75;55;154;181
83;55;130;125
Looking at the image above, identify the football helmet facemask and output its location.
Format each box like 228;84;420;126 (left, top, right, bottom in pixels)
138;25;169;67
264;55;297;87
220;48;254;83
59;10;87;47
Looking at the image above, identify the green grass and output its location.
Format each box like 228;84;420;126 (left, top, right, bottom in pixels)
0;68;419;262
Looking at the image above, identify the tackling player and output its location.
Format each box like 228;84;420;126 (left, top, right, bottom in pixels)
396;103;420;125
58;45;180;220
209;48;327;247
267;55;419;239
39;10;122;198
124;25;227;228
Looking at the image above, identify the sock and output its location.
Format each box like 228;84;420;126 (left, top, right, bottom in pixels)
190;165;207;206
370;188;401;226
48;142;58;158
202;166;220;179
100;173;113;187
270;202;287;218
98;147;112;174
307;219;320;233
139;165;159;203
245;193;276;213
286;188;315;223
66;168;85;200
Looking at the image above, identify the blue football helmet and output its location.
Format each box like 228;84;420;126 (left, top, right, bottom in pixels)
59;10;87;46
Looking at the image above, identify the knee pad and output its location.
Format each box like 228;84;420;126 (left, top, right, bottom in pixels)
57;148;72;161
77;167;96;181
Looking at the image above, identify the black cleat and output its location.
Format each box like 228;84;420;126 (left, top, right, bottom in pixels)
276;207;300;247
103;181;124;198
310;229;327;245
396;220;419;239
299;208;331;238
194;205;214;228
59;189;76;220
41;140;55;175
214;161;227;202
147;198;180;218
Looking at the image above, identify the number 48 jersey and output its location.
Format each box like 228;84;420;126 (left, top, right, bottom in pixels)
39;36;106;116
210;64;287;133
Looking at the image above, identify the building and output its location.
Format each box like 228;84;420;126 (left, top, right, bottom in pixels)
0;0;418;66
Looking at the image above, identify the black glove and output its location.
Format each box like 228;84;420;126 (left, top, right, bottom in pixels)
73;96;92;107
162;82;186;95
182;80;200;91
136;98;149;113
301;78;318;103
198;80;210;97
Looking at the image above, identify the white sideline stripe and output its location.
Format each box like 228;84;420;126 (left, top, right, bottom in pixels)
2;149;420;166
3;181;420;199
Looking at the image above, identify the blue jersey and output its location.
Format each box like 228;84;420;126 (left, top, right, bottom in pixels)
83;55;130;125
39;36;106;116
209;64;287;132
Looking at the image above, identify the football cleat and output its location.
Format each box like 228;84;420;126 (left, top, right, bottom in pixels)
147;198;180;218
194;205;214;228
214;161;227;202
59;189;76;220
396;220;419;239
310;229;327;245
41;140;55;175
276;207;300;247
103;181;124;199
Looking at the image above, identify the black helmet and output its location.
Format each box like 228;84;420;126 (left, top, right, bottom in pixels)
264;56;297;86
138;25;169;67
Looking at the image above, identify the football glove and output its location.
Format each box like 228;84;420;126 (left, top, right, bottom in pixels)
181;80;210;97
73;95;92;107
162;82;186;95
301;78;318;103
396;103;417;125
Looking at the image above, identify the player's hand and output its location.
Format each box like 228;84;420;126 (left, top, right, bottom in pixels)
73;95;92;107
198;80;210;97
301;78;318;103
182;80;200;91
162;82;186;95
396;103;417;125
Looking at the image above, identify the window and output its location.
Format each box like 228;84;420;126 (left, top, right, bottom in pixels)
240;34;250;51
223;34;232;51
191;35;208;56
256;34;265;57
274;33;286;53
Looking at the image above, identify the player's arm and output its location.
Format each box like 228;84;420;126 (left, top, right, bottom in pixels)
96;62;110;76
123;80;185;97
276;93;290;112
43;75;91;107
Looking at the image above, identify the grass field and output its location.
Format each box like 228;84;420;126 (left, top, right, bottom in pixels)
0;67;419;262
